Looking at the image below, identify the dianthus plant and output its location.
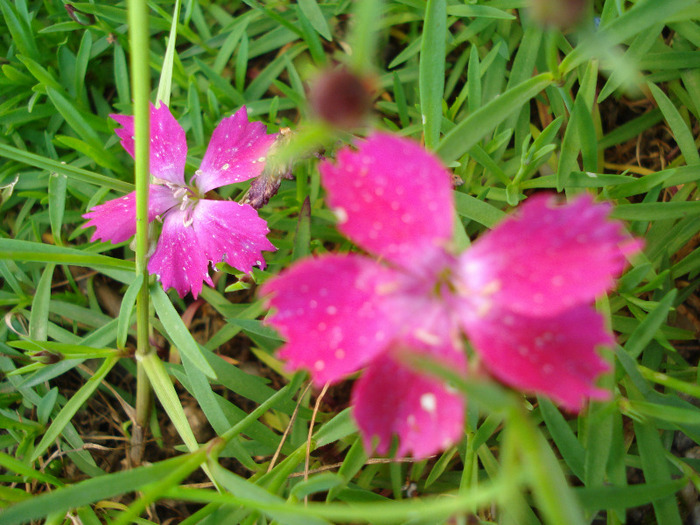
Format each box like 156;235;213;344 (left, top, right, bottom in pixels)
261;133;642;459
84;103;277;298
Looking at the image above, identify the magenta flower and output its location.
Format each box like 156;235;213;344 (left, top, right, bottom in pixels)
83;103;277;298
261;133;642;459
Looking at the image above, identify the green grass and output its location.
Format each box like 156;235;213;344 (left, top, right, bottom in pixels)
2;0;700;523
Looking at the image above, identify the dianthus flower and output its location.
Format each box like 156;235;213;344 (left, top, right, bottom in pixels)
261;133;641;459
83;103;277;298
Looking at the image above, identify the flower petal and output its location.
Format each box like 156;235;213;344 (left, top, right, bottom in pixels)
457;194;642;317
194;106;278;194
110;103;187;186
352;349;465;459
148;207;213;299
462;305;612;412
192;199;276;274
82;185;178;244
260;254;403;384
320;133;454;267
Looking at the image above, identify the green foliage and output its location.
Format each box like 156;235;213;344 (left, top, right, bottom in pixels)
1;0;700;524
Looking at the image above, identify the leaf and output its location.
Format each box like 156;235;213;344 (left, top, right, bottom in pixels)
293;196;311;261
348;0;384;73
0;143;133;193
648;82;700;165
453;192;506;228
420;0;446;149
0;239;135;283
575;478;687;512
209;461;331;525
297;0;332;41
623;289;677;359
48;173;68;244
611;201;700;221
314;408;357;447
156;0;182;107
140;352;201;455
436;73;553;163
31;357;118;462
633;417;684;524
29;263;55;342
1;451;205;525
538;396;585;481
0;0;39;60
116;274;143;349
46;87;102;149
151;285;216;378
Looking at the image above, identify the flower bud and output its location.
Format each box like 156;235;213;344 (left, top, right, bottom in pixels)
245;128;294;210
309;68;374;128
32;351;63;365
65;4;95;25
528;0;589;30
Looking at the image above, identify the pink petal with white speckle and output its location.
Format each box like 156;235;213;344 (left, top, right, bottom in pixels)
82;185;179;244
352;348;465;459
457;194;642;318
148;207;213;299
462;305;612;412
192;199;275;274
260;254;403;384
110;103;187;186
194;107;278;194
320;133;454;268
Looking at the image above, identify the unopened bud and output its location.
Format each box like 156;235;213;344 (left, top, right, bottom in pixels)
309;68;374;129
32;351;63;365
65;4;95;25
245;129;294;210
528;0;589;30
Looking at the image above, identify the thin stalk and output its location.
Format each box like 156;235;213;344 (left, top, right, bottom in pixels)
129;0;152;464
509;406;587;525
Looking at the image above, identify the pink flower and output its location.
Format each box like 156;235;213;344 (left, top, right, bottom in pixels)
83;103;277;298
261;133;641;459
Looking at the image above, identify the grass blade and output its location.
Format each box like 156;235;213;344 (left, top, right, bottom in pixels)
420;0;446;149
436;73;553;163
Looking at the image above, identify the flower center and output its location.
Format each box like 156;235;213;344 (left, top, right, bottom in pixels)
451;259;501;320
153;177;200;227
177;188;198;227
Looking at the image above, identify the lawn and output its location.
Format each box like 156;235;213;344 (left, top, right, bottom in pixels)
1;1;700;524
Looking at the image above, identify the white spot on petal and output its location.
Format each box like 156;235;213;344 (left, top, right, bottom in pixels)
415;329;441;346
334;207;348;224
420;393;437;413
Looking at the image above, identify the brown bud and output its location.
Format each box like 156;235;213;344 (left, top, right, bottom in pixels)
247;172;284;210
65;4;95;26
245;129;294;210
309;68;374;129
32;351;63;365
528;0;589;30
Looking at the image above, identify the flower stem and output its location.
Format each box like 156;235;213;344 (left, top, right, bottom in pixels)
509;405;587;525
128;0;152;464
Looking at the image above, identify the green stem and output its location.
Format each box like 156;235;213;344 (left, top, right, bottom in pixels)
509;406;587;525
129;0;152;461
